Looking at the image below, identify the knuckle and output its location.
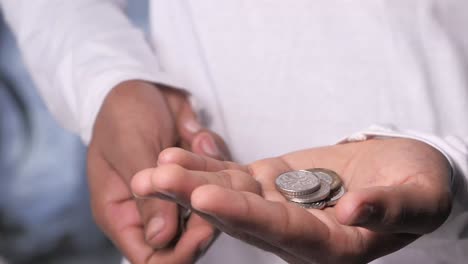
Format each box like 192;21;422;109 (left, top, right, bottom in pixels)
153;164;185;189
158;147;184;163
274;204;294;246
215;170;234;189
248;158;277;173
218;169;258;193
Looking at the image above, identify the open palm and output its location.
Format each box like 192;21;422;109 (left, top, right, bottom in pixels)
132;138;452;264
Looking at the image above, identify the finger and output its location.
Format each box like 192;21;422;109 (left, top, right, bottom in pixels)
191;130;231;160
184;213;219;259
173;97;231;160
191;185;330;253
88;151;179;251
131;165;261;205
188;203;307;264
87;150;155;264
151;217;215;264
105;200;155;264
136;199;180;249
335;184;452;234
105;199;212;264
158;147;246;172
175;97;202;142
113;201;214;264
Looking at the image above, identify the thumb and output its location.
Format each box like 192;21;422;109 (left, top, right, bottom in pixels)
335;184;451;234
191;131;231;161
176;99;231;160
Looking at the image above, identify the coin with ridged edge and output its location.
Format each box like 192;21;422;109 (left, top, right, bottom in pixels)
289;181;331;203
291;200;327;210
326;186;346;206
303;168;342;191
275;170;321;196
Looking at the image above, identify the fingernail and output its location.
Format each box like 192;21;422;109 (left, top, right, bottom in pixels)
185;119;202;134
352;204;375;225
200;136;221;157
146;217;165;242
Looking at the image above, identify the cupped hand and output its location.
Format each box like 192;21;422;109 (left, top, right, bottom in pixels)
87;81;229;263
131;138;452;263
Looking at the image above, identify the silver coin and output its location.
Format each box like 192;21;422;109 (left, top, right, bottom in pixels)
303;168;342;191
326;186;346;206
275;170;320;196
291;200;327;210
301;169;334;187
289;181;331;203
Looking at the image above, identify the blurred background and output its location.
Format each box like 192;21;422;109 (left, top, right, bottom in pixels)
0;1;150;263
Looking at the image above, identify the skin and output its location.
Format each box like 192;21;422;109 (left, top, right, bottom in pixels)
87;80;229;263
132;138;452;264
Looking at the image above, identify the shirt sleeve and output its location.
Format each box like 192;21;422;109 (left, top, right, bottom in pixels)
340;124;468;233
0;0;185;144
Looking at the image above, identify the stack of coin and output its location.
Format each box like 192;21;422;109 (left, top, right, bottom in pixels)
275;168;346;209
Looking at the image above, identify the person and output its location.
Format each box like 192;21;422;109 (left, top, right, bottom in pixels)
0;16;110;262
1;0;467;263
131;140;452;263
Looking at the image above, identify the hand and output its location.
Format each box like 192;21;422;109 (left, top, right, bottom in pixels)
87;81;229;263
131;138;452;263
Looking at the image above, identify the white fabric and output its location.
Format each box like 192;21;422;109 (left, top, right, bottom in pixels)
2;0;468;263
0;0;185;143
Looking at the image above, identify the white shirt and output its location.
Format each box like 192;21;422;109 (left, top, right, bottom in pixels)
1;0;468;263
